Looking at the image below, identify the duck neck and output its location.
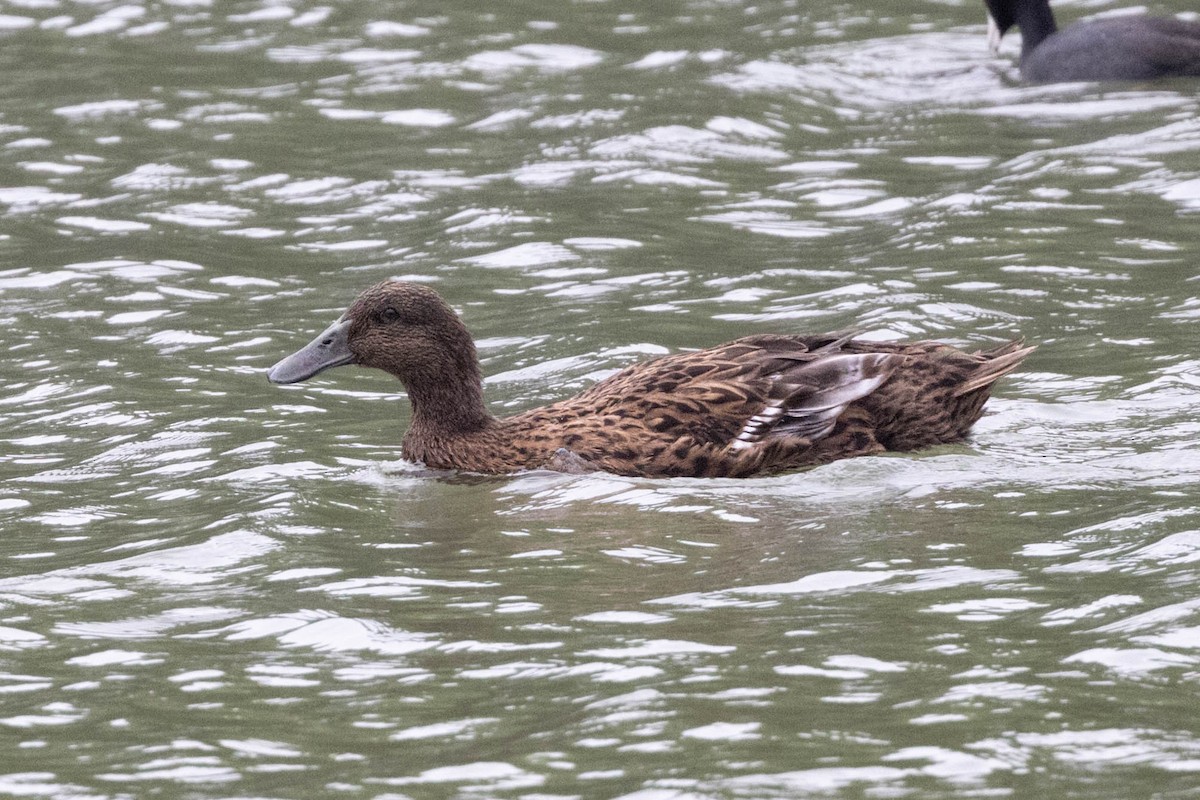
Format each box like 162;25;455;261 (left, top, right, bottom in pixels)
1016;0;1058;57
401;340;496;440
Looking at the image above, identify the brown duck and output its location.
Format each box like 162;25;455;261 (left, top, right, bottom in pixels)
268;280;1034;478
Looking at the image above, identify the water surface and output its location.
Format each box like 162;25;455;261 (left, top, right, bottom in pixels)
2;0;1199;797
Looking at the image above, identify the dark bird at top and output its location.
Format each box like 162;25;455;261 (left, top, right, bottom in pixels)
267;280;1034;479
985;0;1200;82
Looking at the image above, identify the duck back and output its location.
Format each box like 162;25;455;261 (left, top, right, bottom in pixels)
405;334;1033;478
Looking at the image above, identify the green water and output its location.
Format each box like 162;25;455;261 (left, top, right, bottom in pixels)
1;0;1199;797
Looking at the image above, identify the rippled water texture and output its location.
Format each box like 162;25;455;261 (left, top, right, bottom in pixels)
1;0;1199;797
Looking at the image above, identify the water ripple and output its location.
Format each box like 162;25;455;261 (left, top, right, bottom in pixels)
1;1;1199;796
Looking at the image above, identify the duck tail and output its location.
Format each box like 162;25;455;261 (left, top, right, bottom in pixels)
953;340;1036;397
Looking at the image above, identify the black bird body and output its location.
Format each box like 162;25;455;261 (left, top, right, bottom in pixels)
986;0;1200;82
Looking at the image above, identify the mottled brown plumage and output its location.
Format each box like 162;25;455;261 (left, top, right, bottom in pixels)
268;280;1034;478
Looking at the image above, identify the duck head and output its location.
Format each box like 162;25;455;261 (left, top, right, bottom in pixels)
267;280;482;393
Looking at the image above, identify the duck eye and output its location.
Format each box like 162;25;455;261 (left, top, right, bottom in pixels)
380;306;401;324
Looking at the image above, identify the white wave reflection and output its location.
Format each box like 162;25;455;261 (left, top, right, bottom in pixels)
143;202;252;227
532;108;626;130
219;737;302;758
0;675;52;695
212;461;333;483
733;570;894;595
337;48;421;64
595;167;725;189
443;207;540;232
0;187;83;211
264;176;389;205
653;566;1020;610
1041;516;1200;578
723;766;911;795
710;282;885;322
582;640;735;658
65;649;164;666
170;669;225;692
1159;177;1200;209
0;626;47;651
54;98;153;119
823;196;914;218
776;654;906;680
682;721;761;741
1;702;88;730
970;728;1200;773
374;761;544;791
66;6;145;38
934;680;1048;705
310;575;496;598
332;663;431;684
112;163;215;191
467;108;536;131
627;50;689;69
459;242;579;270
564;236;642;251
577;611;672;625
697;210;848;239
1091;598;1200;636
2;772;161;794
246;664;319;688
56;215;151;232
70;531;278;586
98;764;239;785
14;429;227;487
381;108;455;127
885;746;1009;784
455;660;648;682
75;258;202;281
710;33;1002;110
463;43;603;74
106;308;169;325
1135;625;1200;651
1064;647;1196;676
55;606;239;641
19;161;83;175
390;717;499;741
510;159;638;187
590;124;789;164
0;14;34;30
1039;594;1142;627
0;269;81;289
0;574;121;604
222;610;437;656
296;238;389;252
1028;592;1200;680
926;597;1048;621
364;21;430;38
978;94;1193;121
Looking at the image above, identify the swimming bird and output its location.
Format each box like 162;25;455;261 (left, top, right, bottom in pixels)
267;280;1034;478
985;0;1200;83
